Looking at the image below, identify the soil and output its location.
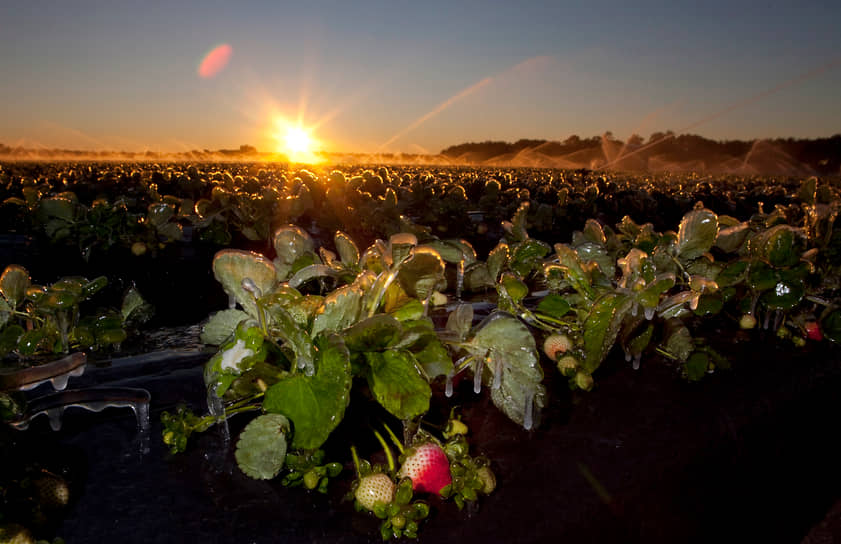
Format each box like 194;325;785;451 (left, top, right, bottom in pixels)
4;326;841;543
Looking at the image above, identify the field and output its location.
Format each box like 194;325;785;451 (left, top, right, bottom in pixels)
1;161;840;543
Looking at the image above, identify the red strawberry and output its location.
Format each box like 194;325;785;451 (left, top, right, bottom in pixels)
398;443;452;495
354;473;395;511
805;321;823;341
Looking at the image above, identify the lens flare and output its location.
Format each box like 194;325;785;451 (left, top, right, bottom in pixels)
198;44;233;78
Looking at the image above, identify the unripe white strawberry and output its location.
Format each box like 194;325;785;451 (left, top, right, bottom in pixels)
354;473;395;511
543;333;572;361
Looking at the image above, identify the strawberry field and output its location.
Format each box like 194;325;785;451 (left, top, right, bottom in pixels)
1;161;840;543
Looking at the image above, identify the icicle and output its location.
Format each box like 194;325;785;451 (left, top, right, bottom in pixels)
206;385;229;443
644;306;655;320
456;258;465;300
491;352;503;390
445;370;454;398
625;351;632;362
227;293;237;309
523;390;534;431
473;357;484;394
47;408;63;431
763;310;771;330
689;294;700;311
51;374;70;391
632;353;641;370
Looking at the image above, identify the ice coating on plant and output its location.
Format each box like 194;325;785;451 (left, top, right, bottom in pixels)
272;224;315;278
219;339;255;372
445;370;454;398
523;389;534;431
212;249;277;317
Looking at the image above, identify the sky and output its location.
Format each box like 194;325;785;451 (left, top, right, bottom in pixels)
1;0;840;154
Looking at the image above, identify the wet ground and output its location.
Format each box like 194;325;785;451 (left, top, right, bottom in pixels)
4;325;841;543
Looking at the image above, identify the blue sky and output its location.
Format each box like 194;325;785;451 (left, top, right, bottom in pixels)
1;0;839;153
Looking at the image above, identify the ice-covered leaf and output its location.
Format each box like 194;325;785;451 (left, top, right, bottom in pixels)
212;249;277;317
576;242;614;278
676;208;719;260
553;244;595;300
263;336;351;450
0;265;30;309
486;243;508;282
121;286;154;327
266;305;315;375
235;414;290;480
288;264;334;289
446;303;474;341
500;273;528;304
510;238;551;277
582;293;633;373
396;247;445;301
466;312;545;429
273;225;315;279
335;230;360;266
366;349;431;420
463;262;494;291
311;284;363;337
201;308;250;345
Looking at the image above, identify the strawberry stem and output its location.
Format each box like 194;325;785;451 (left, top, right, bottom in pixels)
351;445;362;478
381;424;404;454
372;429;395;474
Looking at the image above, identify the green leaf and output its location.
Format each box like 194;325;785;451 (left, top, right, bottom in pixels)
553;243;594;300
510;238;551;277
500;273;528;304
235;414;290;480
749;224;803;268
0;298;9;329
267;305;315;375
342;314;403;352
715;223;750;253
366;349;431;420
717;261;748;287
684;352;709;382
582;293;632;373
264;336;352;449
822;310;841;344
664;321;693;362
411;335;453;379
535;294;571;320
201;308;250;345
676;208;719;260
760;280;804;311
273;225;315;274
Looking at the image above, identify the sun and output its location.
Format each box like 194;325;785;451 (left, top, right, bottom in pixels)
284;127;312;155
272;120;322;163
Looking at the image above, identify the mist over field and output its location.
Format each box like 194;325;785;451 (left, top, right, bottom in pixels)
2;133;840;177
